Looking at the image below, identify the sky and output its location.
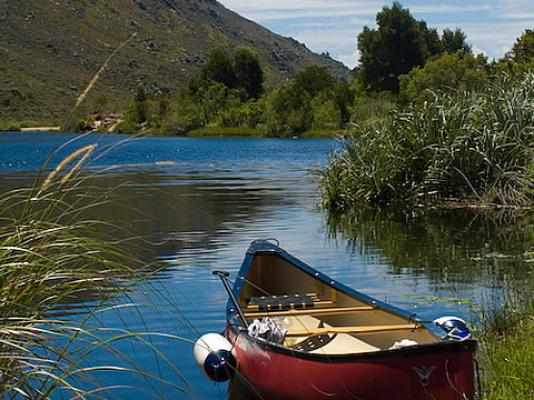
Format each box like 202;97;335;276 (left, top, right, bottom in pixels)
218;0;534;69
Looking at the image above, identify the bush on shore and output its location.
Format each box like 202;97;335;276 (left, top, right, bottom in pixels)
320;72;534;210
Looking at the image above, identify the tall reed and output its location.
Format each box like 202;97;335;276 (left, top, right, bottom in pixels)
320;72;534;210
0;146;191;398
479;290;534;400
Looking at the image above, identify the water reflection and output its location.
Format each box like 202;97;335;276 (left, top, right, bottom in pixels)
327;207;534;291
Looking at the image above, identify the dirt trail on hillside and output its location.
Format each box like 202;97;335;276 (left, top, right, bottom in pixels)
74;32;138;108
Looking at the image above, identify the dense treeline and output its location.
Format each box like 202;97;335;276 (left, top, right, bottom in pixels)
117;47;353;136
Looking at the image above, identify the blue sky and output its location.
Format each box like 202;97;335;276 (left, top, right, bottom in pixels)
218;0;534;68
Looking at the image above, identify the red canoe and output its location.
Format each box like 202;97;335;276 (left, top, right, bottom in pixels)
223;240;478;400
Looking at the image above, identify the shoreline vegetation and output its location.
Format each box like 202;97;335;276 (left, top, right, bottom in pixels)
0;125;345;138
0;147;192;397
480;295;534;400
320;73;534;211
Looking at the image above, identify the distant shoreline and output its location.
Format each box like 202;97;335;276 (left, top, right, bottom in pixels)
19;127;61;132
1;126;344;138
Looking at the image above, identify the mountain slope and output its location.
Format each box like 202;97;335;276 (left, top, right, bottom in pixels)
0;0;348;121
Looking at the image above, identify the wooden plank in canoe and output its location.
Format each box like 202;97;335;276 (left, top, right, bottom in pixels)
286;324;420;337
245;299;335;312
245;305;375;318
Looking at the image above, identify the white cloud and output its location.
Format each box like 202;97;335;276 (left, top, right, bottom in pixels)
408;4;494;14
221;1;496;21
338;48;360;69
220;0;385;21
501;13;534;19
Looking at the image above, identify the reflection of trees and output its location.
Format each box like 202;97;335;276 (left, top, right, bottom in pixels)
86;170;295;261
1;170;296;264
327;207;534;285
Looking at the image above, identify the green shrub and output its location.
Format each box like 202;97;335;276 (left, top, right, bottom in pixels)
161;93;204;132
399;51;488;103
320;72;534;209
350;92;397;126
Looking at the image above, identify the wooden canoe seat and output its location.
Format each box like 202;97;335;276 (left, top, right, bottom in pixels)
311;333;380;354
286;323;420;337
282;316;381;354
245;305;375;318
246;293;321;312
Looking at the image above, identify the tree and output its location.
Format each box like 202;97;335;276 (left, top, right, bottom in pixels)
332;81;354;123
201;49;237;89
294;66;335;97
441;28;472;55
132;86;148;123
357;2;440;93
312;94;342;130
196;81;234;124
508;29;534;64
421;24;442;58
162;92;204;132
399;51;488;103
234;48;263;99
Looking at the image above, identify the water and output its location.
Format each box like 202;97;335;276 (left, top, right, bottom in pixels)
0;132;532;399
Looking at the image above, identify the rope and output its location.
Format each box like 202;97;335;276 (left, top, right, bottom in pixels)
445;358;470;399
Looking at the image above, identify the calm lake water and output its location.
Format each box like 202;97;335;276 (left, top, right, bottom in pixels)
0;132;532;399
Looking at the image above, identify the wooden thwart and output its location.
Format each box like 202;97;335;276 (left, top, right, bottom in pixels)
245;300;334;312
286;324;420;337
245;305;375;318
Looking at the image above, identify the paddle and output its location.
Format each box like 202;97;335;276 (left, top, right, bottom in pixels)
212;269;250;329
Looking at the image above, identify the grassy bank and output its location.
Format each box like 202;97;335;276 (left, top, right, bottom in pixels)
186;126;266;137
320;73;534;210
480;296;534;400
1;122;345;138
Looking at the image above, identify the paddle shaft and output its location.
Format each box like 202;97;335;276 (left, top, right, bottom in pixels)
286;323;420;337
212;270;249;329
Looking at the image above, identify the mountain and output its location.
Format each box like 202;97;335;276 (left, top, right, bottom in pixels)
0;0;349;121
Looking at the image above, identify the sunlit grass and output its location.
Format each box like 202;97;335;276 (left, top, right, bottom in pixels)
479;293;534;400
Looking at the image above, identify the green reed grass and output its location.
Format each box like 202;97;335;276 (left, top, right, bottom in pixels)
0;146;192;398
479;292;534;400
320;72;534;210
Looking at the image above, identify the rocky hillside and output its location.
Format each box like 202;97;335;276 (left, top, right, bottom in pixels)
0;0;348;121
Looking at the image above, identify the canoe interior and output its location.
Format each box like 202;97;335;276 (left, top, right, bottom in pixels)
238;253;439;354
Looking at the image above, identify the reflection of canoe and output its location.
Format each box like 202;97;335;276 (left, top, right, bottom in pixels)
225;240;477;400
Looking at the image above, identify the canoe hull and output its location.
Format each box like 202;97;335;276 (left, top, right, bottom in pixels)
228;328;477;400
